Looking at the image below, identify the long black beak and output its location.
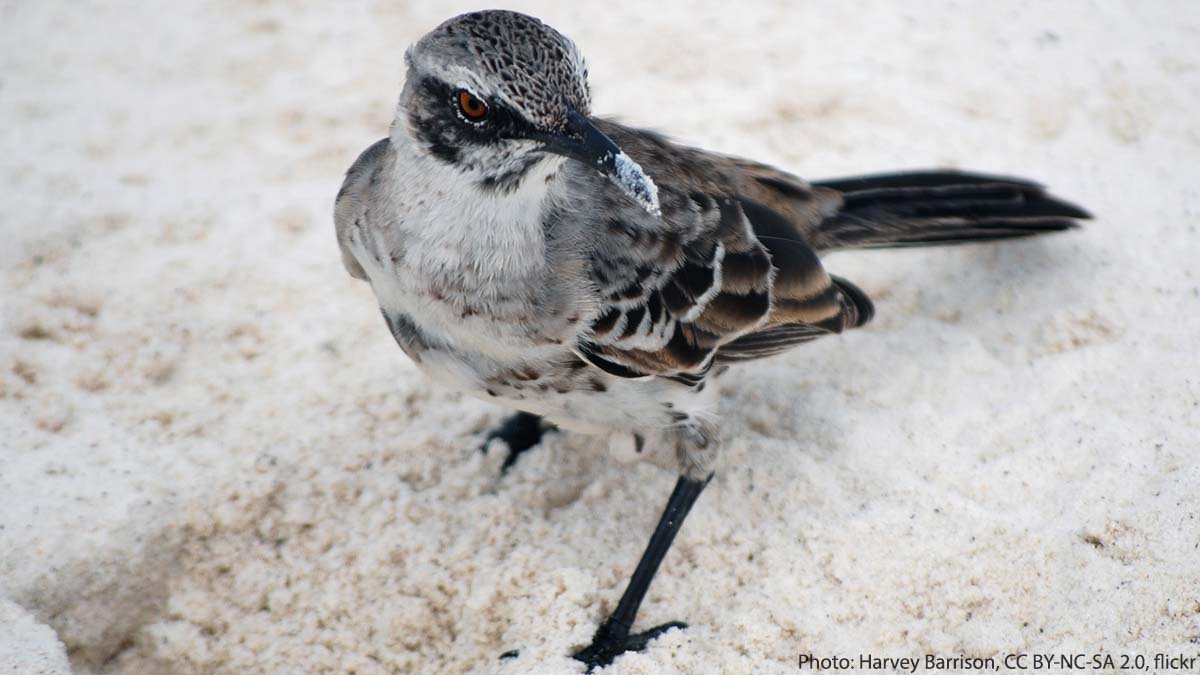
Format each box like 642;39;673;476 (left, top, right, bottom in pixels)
537;109;661;216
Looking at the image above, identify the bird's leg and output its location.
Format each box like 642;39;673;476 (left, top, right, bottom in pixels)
480;411;555;472
572;472;712;671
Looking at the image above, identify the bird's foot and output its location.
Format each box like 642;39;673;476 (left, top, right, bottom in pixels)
572;619;687;671
480;411;554;472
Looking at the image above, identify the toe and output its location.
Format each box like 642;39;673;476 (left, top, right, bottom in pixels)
572;621;687;671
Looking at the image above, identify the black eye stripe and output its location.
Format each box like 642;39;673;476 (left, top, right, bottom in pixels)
414;77;540;152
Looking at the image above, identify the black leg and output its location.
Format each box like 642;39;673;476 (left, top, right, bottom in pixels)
573;473;712;671
481;411;554;472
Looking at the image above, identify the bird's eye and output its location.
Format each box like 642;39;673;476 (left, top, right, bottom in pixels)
457;90;489;120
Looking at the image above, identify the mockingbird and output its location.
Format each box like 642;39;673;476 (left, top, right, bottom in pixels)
335;10;1087;669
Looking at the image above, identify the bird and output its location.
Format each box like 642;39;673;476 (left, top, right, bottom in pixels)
334;10;1088;670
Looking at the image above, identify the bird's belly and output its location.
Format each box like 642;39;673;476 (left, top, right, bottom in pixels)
485;370;690;435
351;236;688;435
376;296;686;434
398;333;683;435
374;281;571;366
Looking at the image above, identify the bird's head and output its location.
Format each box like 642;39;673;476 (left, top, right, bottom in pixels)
396;10;659;215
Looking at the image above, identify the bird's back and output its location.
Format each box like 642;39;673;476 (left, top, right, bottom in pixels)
576;118;1086;369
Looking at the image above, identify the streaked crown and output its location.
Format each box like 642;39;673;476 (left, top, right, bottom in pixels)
406;10;591;130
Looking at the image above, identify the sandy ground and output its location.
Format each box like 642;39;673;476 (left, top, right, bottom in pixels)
2;1;1198;673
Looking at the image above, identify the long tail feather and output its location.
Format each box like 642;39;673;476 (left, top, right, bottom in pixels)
810;170;1089;250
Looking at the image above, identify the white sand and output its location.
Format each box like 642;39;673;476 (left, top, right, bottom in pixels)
0;599;70;675
2;1;1197;673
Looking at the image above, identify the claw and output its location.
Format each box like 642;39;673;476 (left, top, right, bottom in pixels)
480;412;553;472
572;620;687;671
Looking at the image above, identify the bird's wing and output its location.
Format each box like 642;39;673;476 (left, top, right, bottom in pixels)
334;138;391;281
572;120;869;382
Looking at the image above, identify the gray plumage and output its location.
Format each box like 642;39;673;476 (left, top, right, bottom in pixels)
333;10;1087;668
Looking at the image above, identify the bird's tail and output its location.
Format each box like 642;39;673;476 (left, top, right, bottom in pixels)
808;170;1089;251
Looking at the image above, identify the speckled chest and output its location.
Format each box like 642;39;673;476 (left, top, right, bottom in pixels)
345;148;586;384
344;140;689;432
374;288;670;435
357;229;689;434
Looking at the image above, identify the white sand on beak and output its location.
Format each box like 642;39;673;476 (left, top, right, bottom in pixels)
1;1;1197;674
611;150;661;217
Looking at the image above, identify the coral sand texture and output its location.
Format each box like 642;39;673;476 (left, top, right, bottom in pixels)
1;2;1197;673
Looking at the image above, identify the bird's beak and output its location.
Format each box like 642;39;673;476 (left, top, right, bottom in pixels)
537;109;661;217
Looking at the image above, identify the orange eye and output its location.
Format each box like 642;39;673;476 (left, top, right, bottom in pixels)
457;90;488;120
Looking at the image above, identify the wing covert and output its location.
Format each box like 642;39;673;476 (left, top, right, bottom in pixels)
576;190;774;380
571;120;873;381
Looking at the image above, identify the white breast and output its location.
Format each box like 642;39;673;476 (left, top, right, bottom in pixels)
348;141;575;369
